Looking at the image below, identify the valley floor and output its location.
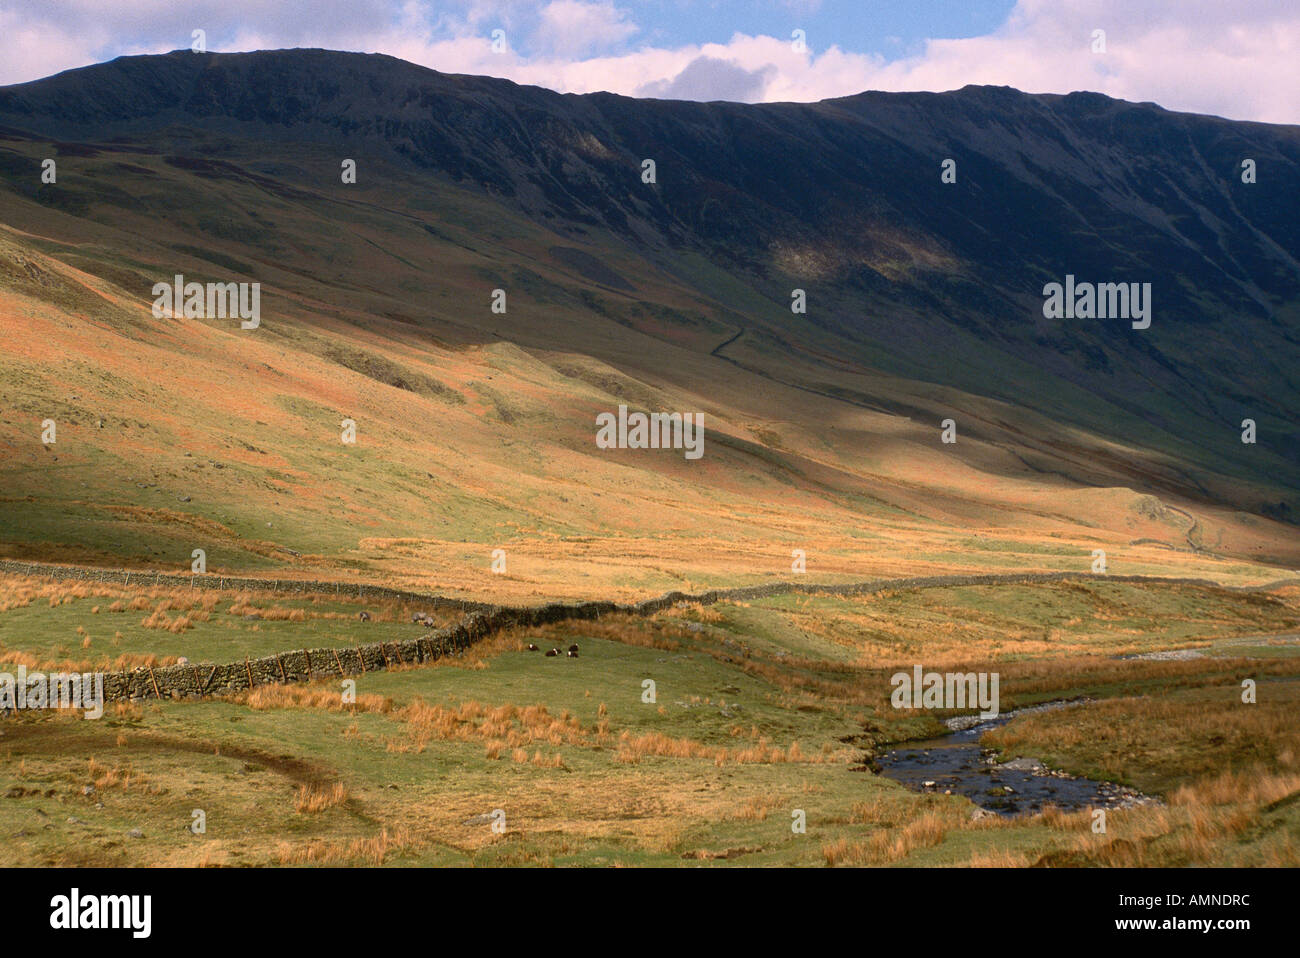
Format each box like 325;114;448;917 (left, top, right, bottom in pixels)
0;571;1297;866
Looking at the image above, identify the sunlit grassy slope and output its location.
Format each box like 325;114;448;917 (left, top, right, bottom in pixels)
0;97;1296;600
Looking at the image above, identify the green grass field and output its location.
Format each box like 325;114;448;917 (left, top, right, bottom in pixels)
0;577;459;670
2;573;1298;867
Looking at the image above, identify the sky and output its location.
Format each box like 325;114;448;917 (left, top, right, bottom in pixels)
0;0;1296;123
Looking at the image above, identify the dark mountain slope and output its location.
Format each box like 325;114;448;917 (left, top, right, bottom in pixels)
0;49;1296;530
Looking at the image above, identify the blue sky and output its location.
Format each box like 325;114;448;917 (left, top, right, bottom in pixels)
548;1;1018;60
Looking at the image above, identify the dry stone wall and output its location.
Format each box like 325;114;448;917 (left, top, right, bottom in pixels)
2;558;1284;707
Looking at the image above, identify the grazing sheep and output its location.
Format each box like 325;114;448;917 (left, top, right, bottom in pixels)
358;611;371;622
411;612;424;624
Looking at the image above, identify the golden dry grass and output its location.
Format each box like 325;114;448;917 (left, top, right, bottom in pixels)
294;781;349;813
822;810;952;866
275;826;414;865
613;729;819;766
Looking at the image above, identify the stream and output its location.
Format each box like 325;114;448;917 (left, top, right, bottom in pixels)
873;700;1156;817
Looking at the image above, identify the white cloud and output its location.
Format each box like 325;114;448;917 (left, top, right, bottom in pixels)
637;55;776;102
531;1;637;58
